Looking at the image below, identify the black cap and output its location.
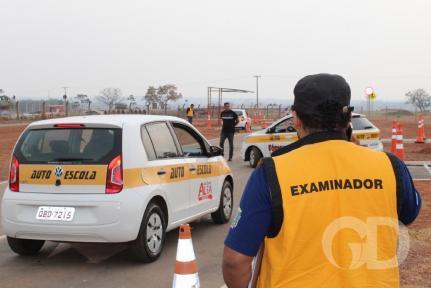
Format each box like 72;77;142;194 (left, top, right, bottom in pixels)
292;73;352;117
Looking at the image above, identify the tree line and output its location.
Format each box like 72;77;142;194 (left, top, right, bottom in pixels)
95;84;182;112
1;86;431;112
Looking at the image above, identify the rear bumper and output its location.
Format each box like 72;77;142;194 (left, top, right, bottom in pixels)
236;121;247;129
1;188;146;243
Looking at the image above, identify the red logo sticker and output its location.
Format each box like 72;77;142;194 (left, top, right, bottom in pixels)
268;144;283;152
198;181;213;201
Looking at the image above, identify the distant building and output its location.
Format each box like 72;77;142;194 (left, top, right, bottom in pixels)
47;105;65;114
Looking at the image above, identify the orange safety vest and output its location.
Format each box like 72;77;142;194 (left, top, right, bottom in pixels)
257;132;399;288
187;107;194;117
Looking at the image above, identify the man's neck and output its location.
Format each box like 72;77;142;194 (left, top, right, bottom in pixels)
299;129;347;139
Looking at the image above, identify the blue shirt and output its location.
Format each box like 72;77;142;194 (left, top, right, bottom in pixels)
225;157;422;257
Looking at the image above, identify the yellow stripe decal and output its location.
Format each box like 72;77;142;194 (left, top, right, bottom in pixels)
124;161;231;188
352;132;379;140
245;134;298;144
19;164;107;185
19;161;231;188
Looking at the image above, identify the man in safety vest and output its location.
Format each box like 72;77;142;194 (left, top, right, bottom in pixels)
186;104;195;124
223;73;421;288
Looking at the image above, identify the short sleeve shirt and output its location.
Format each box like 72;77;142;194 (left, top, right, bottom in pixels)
220;110;239;133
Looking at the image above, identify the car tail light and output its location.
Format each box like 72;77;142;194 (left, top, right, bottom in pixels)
106;155;123;194
9;155;19;192
54;124;85;128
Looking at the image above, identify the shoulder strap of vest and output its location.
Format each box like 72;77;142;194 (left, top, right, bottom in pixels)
385;152;405;213
261;157;284;238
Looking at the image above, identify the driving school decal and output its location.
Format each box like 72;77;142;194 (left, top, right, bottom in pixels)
170;166;185;179
268;144;283;152
198;181;213;201
197;164;212;175
19;164;106;185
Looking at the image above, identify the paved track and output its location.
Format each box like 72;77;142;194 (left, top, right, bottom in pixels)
0;133;429;288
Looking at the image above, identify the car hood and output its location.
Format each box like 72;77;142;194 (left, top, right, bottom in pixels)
248;129;267;137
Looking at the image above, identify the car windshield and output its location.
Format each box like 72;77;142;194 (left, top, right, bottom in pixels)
233;110;243;116
351;117;375;130
16;128;121;164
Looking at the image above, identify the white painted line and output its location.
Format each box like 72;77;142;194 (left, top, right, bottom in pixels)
0;181;8;185
413;179;431;181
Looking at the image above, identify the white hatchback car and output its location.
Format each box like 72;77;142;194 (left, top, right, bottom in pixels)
241;113;383;167
232;109;251;130
2;115;233;262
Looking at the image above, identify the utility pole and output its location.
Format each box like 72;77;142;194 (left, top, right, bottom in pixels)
253;75;261;109
62;86;69;116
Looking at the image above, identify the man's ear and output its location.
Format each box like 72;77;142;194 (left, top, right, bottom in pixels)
292;111;302;130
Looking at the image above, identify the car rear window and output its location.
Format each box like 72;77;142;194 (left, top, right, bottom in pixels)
351;117;375;130
15;128;122;164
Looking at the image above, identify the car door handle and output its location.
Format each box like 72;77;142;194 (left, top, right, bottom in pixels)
189;167;196;172
157;170;166;175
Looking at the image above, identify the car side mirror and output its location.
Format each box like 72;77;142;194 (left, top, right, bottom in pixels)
266;127;275;134
209;145;223;157
287;126;296;132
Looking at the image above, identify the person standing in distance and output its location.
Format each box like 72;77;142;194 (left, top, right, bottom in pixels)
222;74;421;287
186;104;195;124
220;102;239;161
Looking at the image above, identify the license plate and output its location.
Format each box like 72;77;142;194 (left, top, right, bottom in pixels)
36;206;75;221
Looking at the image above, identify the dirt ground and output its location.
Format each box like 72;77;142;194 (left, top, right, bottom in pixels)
400;181;431;288
383;143;431;161
371;114;431;139
0;124;27;181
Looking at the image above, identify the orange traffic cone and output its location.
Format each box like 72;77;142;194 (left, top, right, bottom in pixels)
172;224;200;288
395;123;405;160
207;113;212;128
262;115;268;129
253;112;257;125
415;115;425;143
391;120;398;153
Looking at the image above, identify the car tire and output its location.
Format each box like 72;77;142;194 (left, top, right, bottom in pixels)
211;180;233;224
249;147;262;168
7;237;45;256
129;202;166;262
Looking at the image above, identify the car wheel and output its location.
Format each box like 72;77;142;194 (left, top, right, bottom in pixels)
7;237;45;256
211;180;233;224
249;147;262;168
130;202;166;262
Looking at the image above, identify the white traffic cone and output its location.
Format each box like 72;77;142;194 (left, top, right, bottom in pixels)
172;224;200;288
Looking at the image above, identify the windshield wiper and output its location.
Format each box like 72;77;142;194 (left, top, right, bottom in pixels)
362;126;374;130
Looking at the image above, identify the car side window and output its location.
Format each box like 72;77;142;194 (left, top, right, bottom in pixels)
141;126;157;161
145;122;179;159
172;123;205;157
274;118;296;133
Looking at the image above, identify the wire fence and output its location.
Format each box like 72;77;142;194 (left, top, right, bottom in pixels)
0;99;423;124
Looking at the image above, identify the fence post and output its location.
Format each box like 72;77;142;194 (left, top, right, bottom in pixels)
41;101;46;119
15;101;19;120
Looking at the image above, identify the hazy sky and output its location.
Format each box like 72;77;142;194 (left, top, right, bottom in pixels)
1;0;431;104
